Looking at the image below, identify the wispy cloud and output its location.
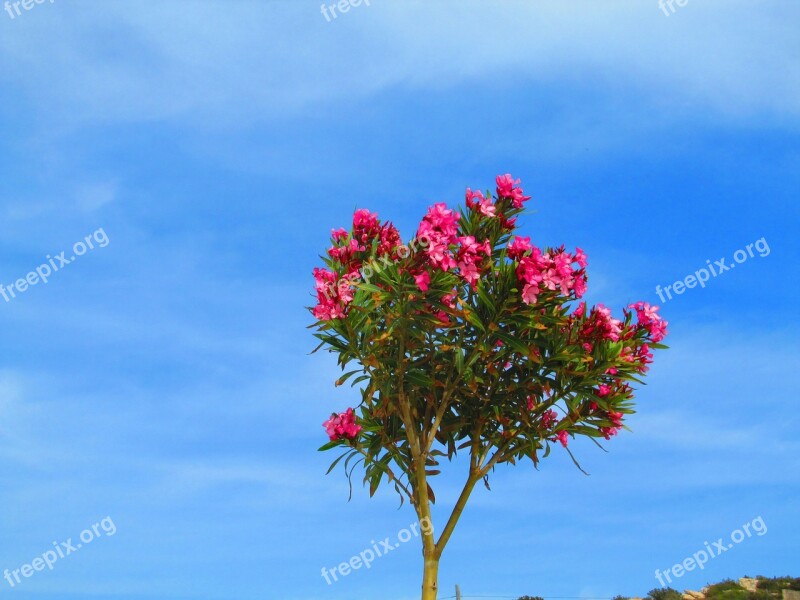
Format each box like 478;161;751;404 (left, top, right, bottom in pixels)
1;1;798;134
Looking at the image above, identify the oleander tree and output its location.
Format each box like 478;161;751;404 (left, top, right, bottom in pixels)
309;174;668;600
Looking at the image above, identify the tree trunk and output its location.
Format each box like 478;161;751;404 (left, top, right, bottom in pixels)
421;554;440;600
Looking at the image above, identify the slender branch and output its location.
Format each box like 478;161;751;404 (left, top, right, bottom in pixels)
424;391;452;455
434;468;480;555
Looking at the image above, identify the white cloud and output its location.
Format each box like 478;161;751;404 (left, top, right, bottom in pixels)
0;0;797;133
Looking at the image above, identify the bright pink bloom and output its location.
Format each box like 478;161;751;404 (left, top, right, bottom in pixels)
507;236;532;260
434;311;451;325
312;268;354;321
597;384;611;397
312;301;345;321
496;173;531;209
458;236;481;254
425;203;460;234
499;214;517;230
352;209;380;246
323;407;362;441
415;271;431;292
458;260;480;286
521;283;539;305
572;276;587;298
540;409;558;430
377;223;401;256
331;228;348;242
313;267;336;292
417;203;460;272
465;188;484;210
600;426;621;440
629;301;668;343
478;197;496;217
607;410;624;427
455;236;490;286
594;305;623;342
574;247;588;268
555;430;569;447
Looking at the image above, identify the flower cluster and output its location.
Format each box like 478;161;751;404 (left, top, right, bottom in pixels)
629;301;668;343
495;173;531;209
312;267;351;321
574;303;624;345
456;235;491;286
312;173;537;321
417;203;460;272
323;408;362;442
512;241;588;305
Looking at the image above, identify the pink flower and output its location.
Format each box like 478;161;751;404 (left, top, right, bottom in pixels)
594;305;623;342
377;223;401;256
455;236;490;286
496;173;531;209
312;268;355;321
499;214;517;230
572;275;587;298
521;283;539;305
425;203;460;234
417;203;460;272
540;409;558;430
629;301;668;343
516;248;546;284
352;209;380;246
555;430;569;447
313;267;336;292
478;197;496;217
607;410;624;427
465;188;484;210
507;236;532;260
600;426;621;440
312;301;345;321
458;260;480;286
415;271;431;292
597;384;612;397
574;247;588;268
331;228;348;242
434;311;451;325
458;236;481;254
323;407;362;441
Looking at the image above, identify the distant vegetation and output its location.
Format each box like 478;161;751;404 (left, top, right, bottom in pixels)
516;576;800;600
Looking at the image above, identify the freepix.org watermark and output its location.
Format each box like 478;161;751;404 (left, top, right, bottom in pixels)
654;516;767;586
319;233;429;302
659;0;688;16
655;237;769;303
321;517;433;585
320;0;370;22
4;0;55;20
3;516;117;588
0;227;110;304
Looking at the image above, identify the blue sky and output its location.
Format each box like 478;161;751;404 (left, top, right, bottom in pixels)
0;1;798;599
